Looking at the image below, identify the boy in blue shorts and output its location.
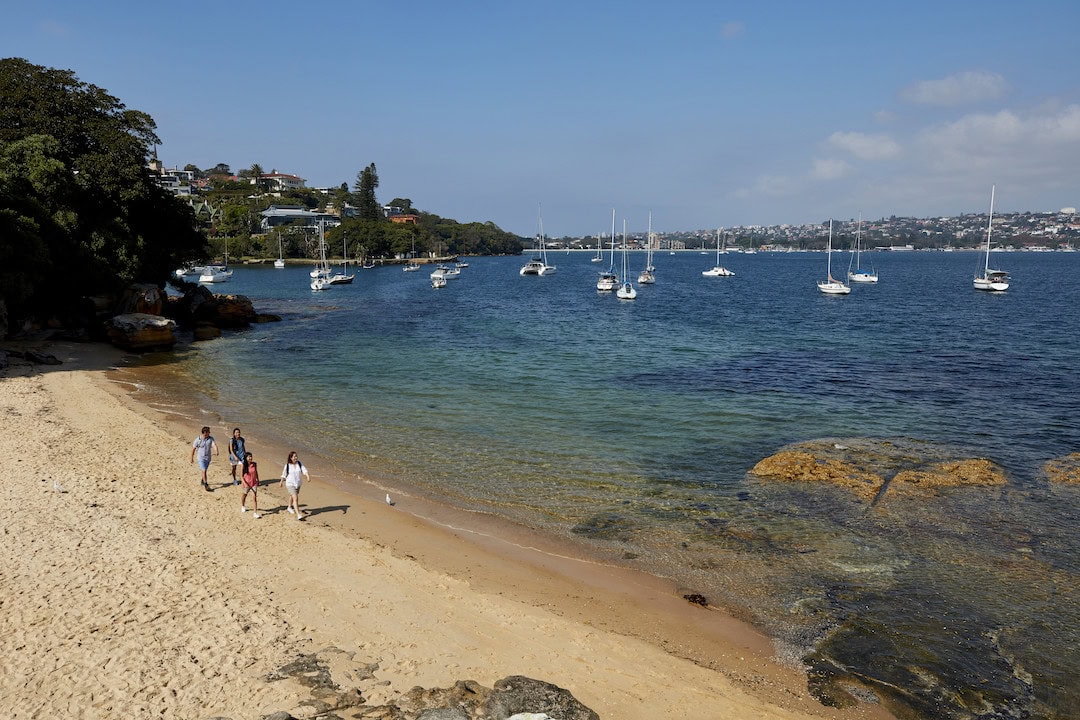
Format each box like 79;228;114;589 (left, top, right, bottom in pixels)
190;426;219;491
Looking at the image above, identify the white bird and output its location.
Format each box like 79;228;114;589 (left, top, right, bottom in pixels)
53;480;64;493
385;493;394;506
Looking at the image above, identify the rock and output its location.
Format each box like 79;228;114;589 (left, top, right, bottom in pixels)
211;294;257;328
891;458;1007;490
115;283;165;315
750;450;883;499
254;313;283;323
193;322;222;341
399;680;490;718
1043;453;1080;484
24;350;61;365
105;313;177;352
485;676;600;720
417;709;470;720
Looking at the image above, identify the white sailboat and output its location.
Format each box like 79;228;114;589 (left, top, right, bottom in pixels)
702;228;735;277
326;233;355;285
847;214;877;283
520;204;557;276
596;209;619;291
973;185;1010;292
638;211;656;284
274;231;285;269
817;220;851;295
591;233;604;262
616;220;637;299
311;221;331;290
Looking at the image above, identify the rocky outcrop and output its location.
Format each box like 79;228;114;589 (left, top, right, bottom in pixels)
114;283;165;316
750;439;1010;501
1044;453;1080;484
105;313;177;352
257;648;599;720
166;285;265;329
892;458;1007;490
750;450;883;500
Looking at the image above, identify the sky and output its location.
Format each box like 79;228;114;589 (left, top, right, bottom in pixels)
4;1;1079;238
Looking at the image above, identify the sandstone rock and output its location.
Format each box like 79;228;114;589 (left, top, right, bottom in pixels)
211;294;256;328
750;450;883;499
193;322;222;341
105;313;177;352
1043;453;1080;484
115;283;165;316
891;458;1007;490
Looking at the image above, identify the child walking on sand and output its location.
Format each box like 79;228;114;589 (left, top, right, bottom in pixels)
240;452;261;518
280;451;309;520
190;426;218;491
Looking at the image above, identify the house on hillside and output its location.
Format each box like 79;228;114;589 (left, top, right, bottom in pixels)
260;205;340;231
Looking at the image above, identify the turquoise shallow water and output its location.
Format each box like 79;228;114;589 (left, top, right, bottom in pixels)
142;250;1078;719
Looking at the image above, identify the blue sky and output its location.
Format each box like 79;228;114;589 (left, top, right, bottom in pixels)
4;1;1079;237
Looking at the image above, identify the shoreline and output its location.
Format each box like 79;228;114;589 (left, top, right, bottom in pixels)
2;340;892;719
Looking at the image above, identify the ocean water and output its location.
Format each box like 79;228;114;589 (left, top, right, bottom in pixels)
138;250;1079;719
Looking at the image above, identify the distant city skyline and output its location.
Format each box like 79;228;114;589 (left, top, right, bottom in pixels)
3;1;1078;237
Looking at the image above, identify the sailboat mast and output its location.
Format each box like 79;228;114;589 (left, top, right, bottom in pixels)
985;184;996;273
610;209;616;269
827;220;833;280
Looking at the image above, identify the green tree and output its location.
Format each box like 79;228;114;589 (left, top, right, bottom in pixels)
353;162;381;220
0;58;207;333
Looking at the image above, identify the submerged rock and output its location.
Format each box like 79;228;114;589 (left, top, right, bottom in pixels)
891;458;1007;490
750;450;883;500
1043;453;1080;484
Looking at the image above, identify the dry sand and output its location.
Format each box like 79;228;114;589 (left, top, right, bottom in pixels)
0;342;891;720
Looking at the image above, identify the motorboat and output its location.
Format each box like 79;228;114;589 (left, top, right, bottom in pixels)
199;265;232;283
430;264;460;280
431;274;447;288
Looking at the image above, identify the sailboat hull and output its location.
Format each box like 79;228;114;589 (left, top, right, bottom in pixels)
849;272;878;283
818;281;852;294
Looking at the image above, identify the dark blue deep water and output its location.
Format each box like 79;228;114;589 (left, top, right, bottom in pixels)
137;250;1079;719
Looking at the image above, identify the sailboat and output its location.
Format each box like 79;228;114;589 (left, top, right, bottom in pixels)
327;233;355;285
596;209;619;291
817;220;851;294
274;231;285;269
591;233;604;262
520;204;557;276
638;211;656;284
847;214;877;283
310;221;331;290
616;220;637;299
973;185;1010;292
702;228;735;277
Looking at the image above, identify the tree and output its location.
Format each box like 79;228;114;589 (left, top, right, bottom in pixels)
0;58;207;333
353;162;381;220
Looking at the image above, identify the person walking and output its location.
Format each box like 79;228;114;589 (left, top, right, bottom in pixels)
239;451;261;518
190;426;218;491
228;427;247;485
280;451;309;520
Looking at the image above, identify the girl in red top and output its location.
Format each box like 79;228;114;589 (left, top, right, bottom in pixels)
240;452;261;518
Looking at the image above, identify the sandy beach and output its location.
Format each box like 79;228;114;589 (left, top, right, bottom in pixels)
0;341;892;720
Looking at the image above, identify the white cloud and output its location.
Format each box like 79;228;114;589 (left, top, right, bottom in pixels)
719;21;745;39
826;131;901;161
901;71;1007;107
812;158;851;180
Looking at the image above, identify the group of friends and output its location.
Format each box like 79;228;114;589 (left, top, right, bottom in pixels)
190;426;310;520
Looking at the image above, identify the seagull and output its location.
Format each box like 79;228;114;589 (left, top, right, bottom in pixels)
53;480;65;493
385;493;394;506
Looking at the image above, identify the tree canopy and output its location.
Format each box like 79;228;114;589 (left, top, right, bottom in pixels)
0;57;207;333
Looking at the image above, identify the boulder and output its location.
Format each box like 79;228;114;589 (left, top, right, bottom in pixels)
486;676;600;720
193;322;222;341
105;313;177;352
211;294;257;328
115;283;165;315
